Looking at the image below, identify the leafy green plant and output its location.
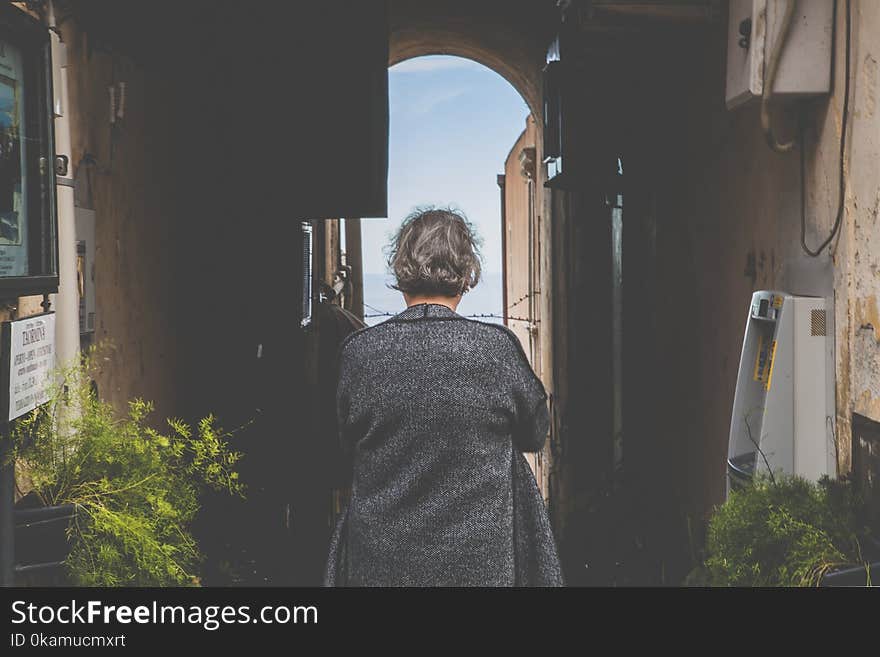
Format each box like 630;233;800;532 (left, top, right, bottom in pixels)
10;346;246;586
704;474;876;586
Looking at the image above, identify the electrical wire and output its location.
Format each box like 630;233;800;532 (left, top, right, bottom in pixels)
361;297;539;325
506;291;535;311
362;301;390;316
761;0;798;152
800;0;850;257
363;311;537;324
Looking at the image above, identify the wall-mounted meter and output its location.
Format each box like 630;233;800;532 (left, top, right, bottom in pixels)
74;207;95;337
726;0;833;110
727;291;836;495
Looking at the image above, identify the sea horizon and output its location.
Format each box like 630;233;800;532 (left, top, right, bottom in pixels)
362;271;503;326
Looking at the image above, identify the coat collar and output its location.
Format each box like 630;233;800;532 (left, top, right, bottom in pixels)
392;302;462;321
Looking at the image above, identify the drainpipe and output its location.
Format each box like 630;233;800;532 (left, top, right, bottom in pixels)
497;174;507;324
343;218;364;320
47;1;79;371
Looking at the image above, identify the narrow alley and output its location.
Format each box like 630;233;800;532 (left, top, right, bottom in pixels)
0;0;878;588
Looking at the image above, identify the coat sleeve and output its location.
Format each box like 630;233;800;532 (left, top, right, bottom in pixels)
513;378;550;453
504;331;550;453
333;341;355;485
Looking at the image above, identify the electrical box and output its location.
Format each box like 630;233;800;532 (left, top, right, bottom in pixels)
726;0;833;110
74;207;95;336
541;31;621;192
727;291;836;495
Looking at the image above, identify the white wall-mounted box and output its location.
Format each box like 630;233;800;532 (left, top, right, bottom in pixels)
727;291;836;496
74;207;96;335
726;0;833;110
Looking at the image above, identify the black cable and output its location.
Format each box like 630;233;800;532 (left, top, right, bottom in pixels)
761;0;798;153
362;301;391;316
801;0;850;257
363;312;537;323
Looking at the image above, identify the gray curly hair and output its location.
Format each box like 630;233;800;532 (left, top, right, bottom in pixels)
385;206;483;297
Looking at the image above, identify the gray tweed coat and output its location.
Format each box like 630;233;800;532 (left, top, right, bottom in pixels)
322;302;564;587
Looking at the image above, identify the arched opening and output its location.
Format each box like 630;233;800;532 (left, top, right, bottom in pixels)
388;49;539;119
359;55;530;326
379;14;555;501
340;52;552;498
388;3;546;119
290;7;560;586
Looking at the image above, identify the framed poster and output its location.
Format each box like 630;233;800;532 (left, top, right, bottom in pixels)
0;53;28;277
0;5;58;296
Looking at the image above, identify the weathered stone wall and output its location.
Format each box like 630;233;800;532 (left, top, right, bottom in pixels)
656;0;879;521
839;1;880;437
58;20;183;421
501;116;550;494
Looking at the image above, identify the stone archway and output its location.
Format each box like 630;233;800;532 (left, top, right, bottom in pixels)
386;1;558;510
388;0;553;118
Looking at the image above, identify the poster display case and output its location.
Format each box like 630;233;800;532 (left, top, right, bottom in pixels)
0;5;58;297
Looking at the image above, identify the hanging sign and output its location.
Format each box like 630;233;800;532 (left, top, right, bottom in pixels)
1;311;54;422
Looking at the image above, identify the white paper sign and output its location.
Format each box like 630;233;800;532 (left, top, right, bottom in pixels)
8;313;54;421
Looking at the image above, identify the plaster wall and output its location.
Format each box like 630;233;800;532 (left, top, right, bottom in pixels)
657;0;879;519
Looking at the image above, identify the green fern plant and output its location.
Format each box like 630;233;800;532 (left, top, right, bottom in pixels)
10;345;246;586
705;474;875;586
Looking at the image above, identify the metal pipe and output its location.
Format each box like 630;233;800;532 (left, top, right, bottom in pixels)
343;218;364;320
497;174;507;323
0;433;14;586
47;0;80;372
14;561;66;574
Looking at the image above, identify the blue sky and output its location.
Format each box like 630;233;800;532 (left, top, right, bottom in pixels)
360;55;531;276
